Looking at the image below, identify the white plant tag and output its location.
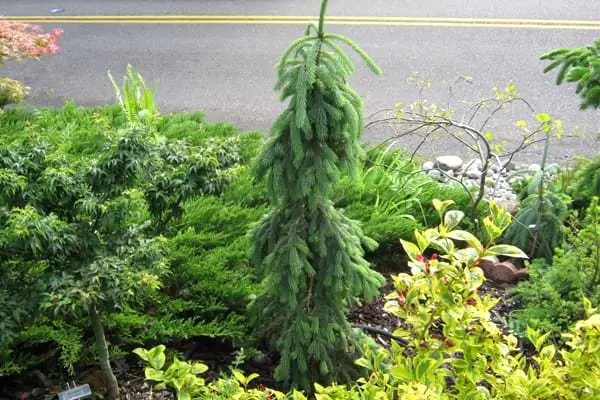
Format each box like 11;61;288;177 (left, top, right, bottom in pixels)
57;384;92;400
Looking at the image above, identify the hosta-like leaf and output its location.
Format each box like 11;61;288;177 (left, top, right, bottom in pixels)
148;345;166;369
190;363;208;375
401;239;421;262
444;210;464;230
144;367;165;382
446;230;483;254
484;244;528;259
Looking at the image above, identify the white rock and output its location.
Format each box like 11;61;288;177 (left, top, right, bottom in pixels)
422;161;435;171
528;163;541;172
436;155;463;171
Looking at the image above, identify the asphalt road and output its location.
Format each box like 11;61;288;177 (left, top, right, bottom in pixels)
1;0;599;162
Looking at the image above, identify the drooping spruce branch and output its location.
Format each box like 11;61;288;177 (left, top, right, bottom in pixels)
249;0;384;391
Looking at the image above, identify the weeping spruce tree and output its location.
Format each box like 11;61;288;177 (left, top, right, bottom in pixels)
249;0;385;391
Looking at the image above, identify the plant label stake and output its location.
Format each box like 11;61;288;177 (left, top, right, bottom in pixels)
57;383;92;400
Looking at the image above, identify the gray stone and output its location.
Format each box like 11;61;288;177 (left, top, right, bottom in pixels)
546;163;561;175
464;159;482;171
508;176;523;185
436;155;463;171
422;161;435;171
428;169;442;180
466;169;482;179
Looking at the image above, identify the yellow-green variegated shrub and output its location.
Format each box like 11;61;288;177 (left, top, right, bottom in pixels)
136;200;600;399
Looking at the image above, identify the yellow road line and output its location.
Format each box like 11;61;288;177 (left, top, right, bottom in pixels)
4;16;600;30
5;15;600;25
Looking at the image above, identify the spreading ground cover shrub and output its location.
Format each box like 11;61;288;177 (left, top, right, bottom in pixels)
136;200;600;399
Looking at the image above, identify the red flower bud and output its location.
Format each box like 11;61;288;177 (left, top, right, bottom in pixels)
465;298;477;306
416;254;424;262
444;338;456;347
420;341;429;349
430;253;439;260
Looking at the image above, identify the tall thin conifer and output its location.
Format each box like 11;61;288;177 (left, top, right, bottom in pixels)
249;0;385;390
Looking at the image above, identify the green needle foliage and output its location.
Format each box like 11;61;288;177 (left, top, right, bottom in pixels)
249;0;384;391
573;155;600;206
541;38;600;109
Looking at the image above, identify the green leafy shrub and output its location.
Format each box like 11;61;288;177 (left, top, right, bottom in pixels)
511;197;600;338
135;345;287;400
0;133;169;398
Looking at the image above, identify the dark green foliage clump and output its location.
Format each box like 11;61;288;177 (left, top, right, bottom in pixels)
503;190;569;263
249;1;385;390
511;197;600;339
503;131;569;263
572;155;600;205
542;38;600;109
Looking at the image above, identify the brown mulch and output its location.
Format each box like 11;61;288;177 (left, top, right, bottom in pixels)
3;272;517;400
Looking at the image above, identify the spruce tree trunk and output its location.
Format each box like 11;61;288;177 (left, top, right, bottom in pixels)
89;305;120;400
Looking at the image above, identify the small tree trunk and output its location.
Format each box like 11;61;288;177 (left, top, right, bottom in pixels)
89;305;120;399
